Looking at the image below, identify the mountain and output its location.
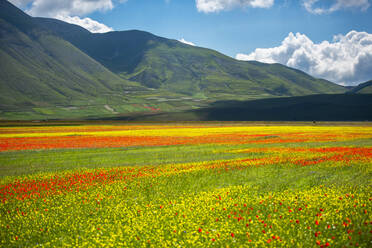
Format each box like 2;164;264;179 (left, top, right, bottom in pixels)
0;0;143;117
0;0;347;120
348;80;372;94
35;17;345;99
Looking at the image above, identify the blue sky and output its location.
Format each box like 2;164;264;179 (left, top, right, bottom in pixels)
9;0;372;85
88;0;372;57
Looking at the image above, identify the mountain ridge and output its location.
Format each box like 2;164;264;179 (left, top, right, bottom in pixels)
348;80;372;94
33;16;345;98
0;0;350;120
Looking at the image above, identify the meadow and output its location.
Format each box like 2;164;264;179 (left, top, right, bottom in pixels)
0;123;371;247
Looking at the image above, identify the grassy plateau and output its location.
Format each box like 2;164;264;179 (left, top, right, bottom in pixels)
0;122;371;247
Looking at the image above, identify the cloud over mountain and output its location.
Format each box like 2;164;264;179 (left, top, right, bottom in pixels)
196;0;274;13
178;38;195;46
10;0;114;16
9;0;119;33
56;15;114;33
236;31;372;86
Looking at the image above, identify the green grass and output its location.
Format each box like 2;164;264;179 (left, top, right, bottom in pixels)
0;124;371;247
1;137;371;178
0;144;258;177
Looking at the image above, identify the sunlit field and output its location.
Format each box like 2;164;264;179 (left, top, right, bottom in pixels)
0;123;371;247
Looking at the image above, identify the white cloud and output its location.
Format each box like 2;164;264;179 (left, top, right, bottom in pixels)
178;38;196;46
26;0;114;17
236;31;372;86
196;0;274;13
9;0;120;33
56;15;114;33
303;0;370;14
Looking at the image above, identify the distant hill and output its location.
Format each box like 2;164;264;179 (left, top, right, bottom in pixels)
348;80;372;94
122;94;372;121
0;0;348;120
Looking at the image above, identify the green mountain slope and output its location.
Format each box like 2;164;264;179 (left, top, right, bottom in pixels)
35;17;346;100
0;1;142;113
0;1;349;120
349;80;372;94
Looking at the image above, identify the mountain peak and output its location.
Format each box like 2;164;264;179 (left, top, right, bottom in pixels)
0;0;36;33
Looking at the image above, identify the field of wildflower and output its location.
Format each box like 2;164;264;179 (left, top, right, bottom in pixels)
0;123;371;247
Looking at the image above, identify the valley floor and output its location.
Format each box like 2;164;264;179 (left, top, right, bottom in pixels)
0;123;371;247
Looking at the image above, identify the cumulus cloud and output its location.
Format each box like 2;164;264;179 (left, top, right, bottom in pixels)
9;0;120;33
56;15;114;33
303;0;370;14
9;0;115;17
178;38;196;46
29;0;113;17
236;31;372;86
196;0;274;13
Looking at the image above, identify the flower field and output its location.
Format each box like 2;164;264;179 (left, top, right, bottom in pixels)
0;123;371;247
